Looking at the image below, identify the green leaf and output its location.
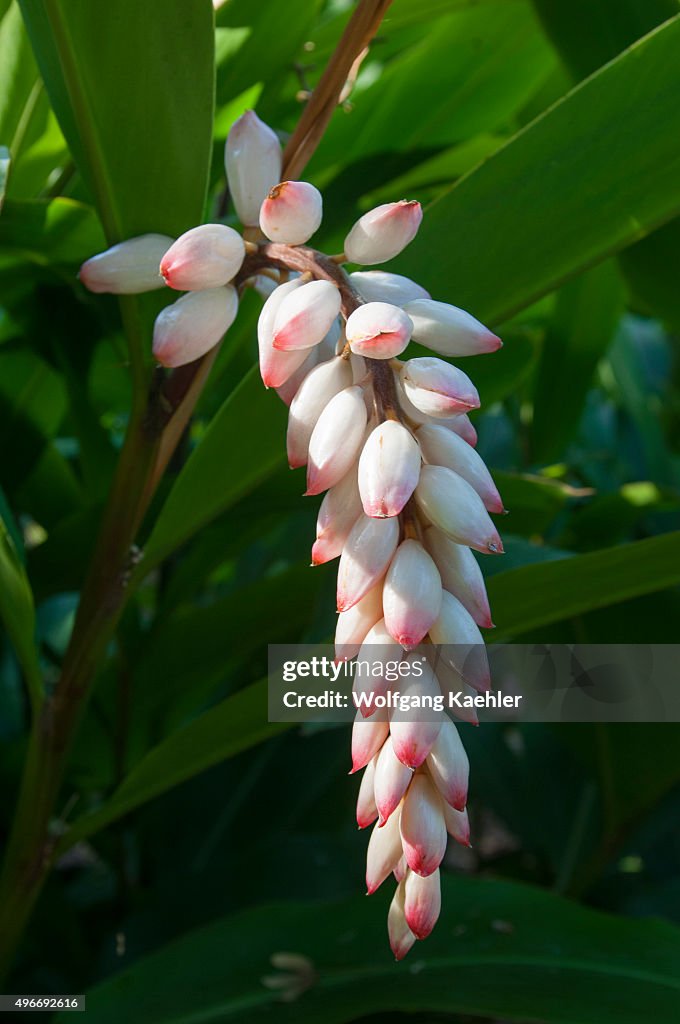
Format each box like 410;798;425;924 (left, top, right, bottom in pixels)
0;505;42;710
489;532;680;636
396;15;680;322
58;680;288;850
0;144;9;210
18;0;215;242
0;196;104;264
61;876;680;1024
141;366;288;572
531;261;624;462
0;2;38;149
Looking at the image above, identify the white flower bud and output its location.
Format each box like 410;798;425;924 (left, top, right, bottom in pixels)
258;278;309;388
336;582;384;662
152;286;238;368
429;590;491;693
336;514;399;612
389;655;443;768
417;422;503;513
225;110;282;226
388;882;417;961
383;539;442;648
344;200;422;265
373;736;413;824
426;718;469;811
345;301;413;359
423;526;492;629
446;413;477;447
306;385;367;495
366;805;403;894
273;279;342;351
313;466;362;566
415;464;503;555
350;271;429;306
358;421;421;518
357;755;378;830
259;180;323;245
400;774;447;877
354;618;402;718
401;357;479;416
404;867;441;939
351;713;389;775
286;356;353;468
79;234;172;294
443;804;471;846
404;298;501;357
160;224;245;291
275;347;319;405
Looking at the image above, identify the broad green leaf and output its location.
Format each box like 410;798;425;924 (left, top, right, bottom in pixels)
533;0;680;333
0;347;67;488
491;470;583;535
0;507;41;709
0;196;104;264
58;680;287;850
489;532;680;636
531;261;624;462
18;0;215;242
61;876;680;1024
142;366;288;572
0;2;38;148
317;3;553;166
396;15;680;322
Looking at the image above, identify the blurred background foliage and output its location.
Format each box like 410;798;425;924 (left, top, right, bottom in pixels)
0;0;680;1020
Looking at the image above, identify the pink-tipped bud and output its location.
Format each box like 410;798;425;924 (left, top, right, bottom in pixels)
79;234;172;294
401;357;480;417
358;421;421;518
400;774;447;877
275;347;320;405
345;302;412;359
423;527;492;629
160;224;245;291
287;356;353;468
225;110;282;226
273;280;342;352
356;755;379;829
335;582;384;662
417;422;503;513
152;286;238;368
426;718;469;811
393;854;408;883
344;200;422;265
337;515;399;612
404;298;501;357
306;386;367;495
389;656;443;768
443;804;471;846
404;867;441;939
388;881;417;960
383;540;442;648
415;465;504;555
354;619;402;716
313;466;362;566
374;738;413;824
258;278;310;388
445;413;478;447
366;806;403;894
351;713;389;774
259;180;323;245
350;271;429;306
429;591;491;693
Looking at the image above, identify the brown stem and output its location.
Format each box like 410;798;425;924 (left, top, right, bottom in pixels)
281;0;393;179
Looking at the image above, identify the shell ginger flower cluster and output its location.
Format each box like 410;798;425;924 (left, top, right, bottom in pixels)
79;110;505;960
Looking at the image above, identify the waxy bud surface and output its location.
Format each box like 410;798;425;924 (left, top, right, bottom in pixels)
273;279;342;351
152;286;238;368
404;298;501;357
424;526;492;628
346;301;413;359
225;110;282;226
344;201;422;265
351;271;430;306
258;278;310;388
306;385;367;495
358;421;421;518
417;422;503;513
79;234;172;294
383;540;442;648
415;465;503;555
401;357;480;417
160;224;245;291
287;356;353;468
260;180;323;245
400;774;447;877
337;514;399;612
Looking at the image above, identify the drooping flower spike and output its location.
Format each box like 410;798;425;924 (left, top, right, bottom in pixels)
78;108;505;959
